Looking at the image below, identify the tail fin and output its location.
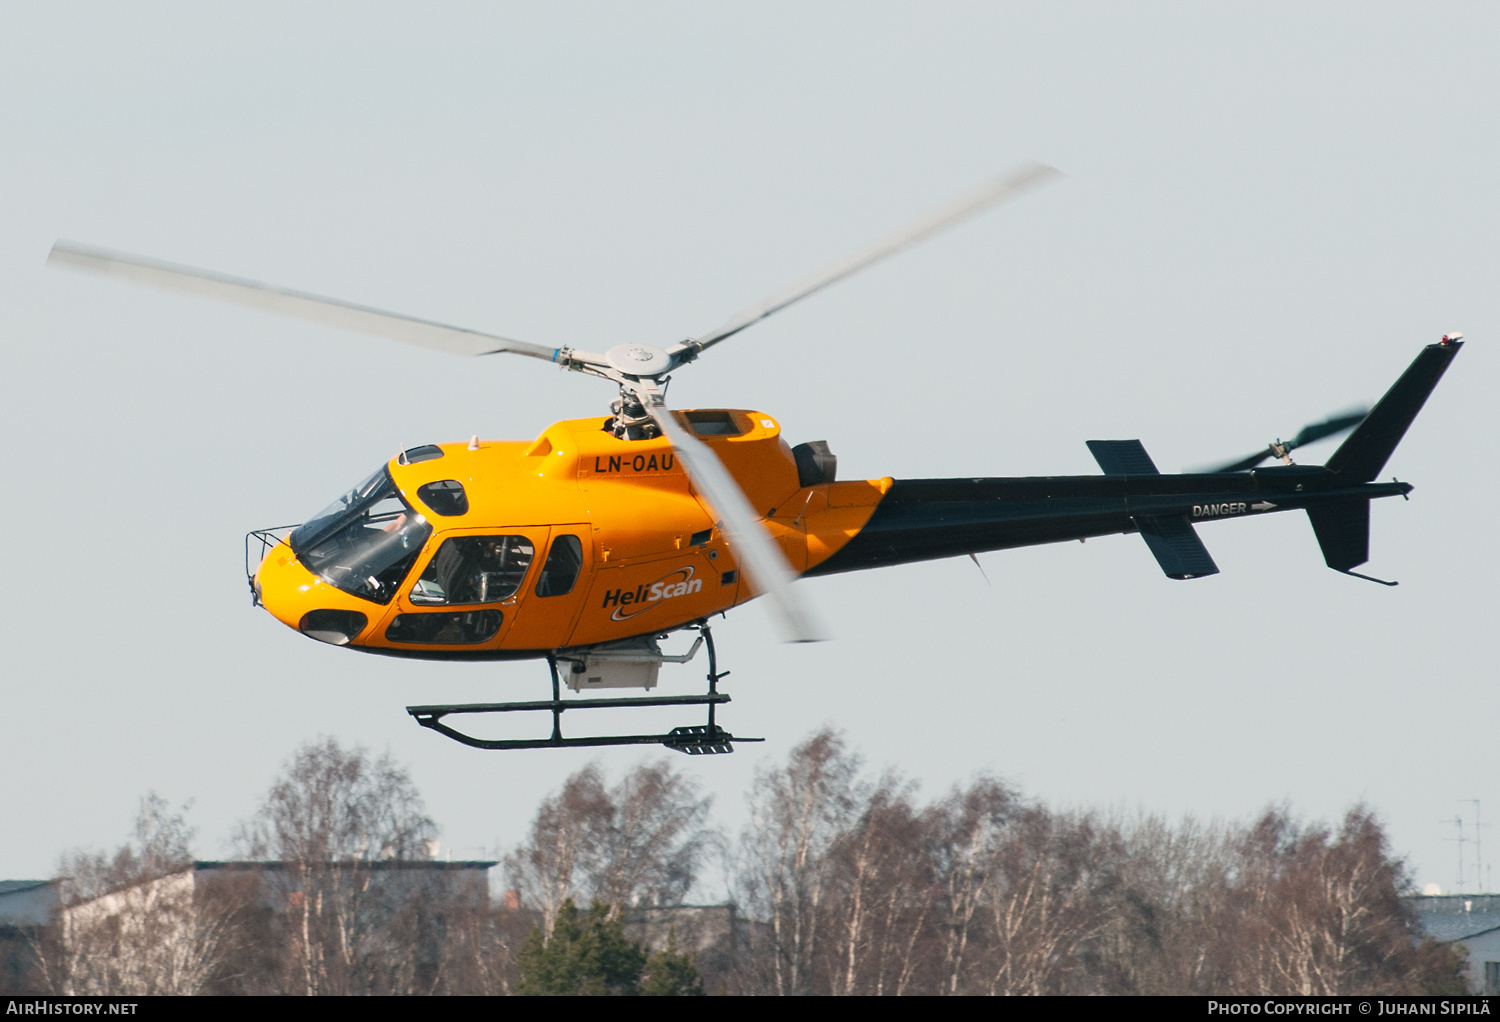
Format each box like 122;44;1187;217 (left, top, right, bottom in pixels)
1307;498;1369;571
1087;440;1219;579
1307;498;1399;584
1137;514;1220;579
1325;338;1463;482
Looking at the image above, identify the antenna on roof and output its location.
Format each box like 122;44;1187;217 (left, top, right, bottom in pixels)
1443;815;1469;894
1462;799;1488;893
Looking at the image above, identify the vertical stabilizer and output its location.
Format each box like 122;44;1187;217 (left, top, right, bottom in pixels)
1307;499;1370;571
1325;339;1462;482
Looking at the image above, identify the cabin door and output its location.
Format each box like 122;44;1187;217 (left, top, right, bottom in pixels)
500;524;593;651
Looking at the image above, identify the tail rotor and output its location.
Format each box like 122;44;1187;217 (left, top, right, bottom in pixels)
1204;408;1369;473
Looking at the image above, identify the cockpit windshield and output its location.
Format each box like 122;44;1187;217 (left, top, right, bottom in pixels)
289;467;432;604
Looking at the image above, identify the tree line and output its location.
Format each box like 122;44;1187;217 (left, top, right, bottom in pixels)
2;731;1467;995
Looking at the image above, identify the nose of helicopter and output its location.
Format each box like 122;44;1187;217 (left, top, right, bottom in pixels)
254;543;372;646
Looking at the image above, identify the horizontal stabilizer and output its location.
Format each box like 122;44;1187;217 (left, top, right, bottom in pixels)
1307;499;1370;572
1136;515;1219;580
1325;340;1462;481
1088;439;1160;475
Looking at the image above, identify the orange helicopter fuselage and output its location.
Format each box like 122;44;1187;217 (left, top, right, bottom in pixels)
254;410;886;658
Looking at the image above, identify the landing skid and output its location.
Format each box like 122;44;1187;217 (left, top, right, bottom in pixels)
405;624;761;755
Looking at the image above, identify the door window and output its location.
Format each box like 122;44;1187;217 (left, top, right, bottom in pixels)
386;610;502;644
409;536;535;605
535;535;584;597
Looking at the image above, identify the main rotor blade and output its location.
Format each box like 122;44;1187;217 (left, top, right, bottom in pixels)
48;241;561;363
669;162;1061;358
638;390;827;643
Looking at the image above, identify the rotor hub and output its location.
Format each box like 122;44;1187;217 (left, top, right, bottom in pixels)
605;343;673;377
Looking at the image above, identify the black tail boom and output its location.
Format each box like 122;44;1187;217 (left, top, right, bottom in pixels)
805;469;1411;578
807;339;1458;582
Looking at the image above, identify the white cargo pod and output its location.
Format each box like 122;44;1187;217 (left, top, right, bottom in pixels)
555;636;702;693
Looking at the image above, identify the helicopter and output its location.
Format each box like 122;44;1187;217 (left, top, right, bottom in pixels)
48;163;1464;755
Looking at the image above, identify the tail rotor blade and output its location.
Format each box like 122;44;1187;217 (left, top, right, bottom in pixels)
639;392;827;643
1206;448;1277;474
1199;406;1371;473
1287;408;1369;450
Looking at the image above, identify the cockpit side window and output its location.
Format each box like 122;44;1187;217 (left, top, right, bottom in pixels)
289;468;431;605
409;536;535;606
535;535;584;597
417;480;468;516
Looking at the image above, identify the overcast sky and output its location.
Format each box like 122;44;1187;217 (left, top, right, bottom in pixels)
1;2;1496;893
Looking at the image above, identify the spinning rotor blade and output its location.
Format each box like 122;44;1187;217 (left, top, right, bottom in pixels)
48;241;565;363
668;162;1061;359
1210;449;1286;474
1205;408;1370;473
1287;408;1370;449
635;386;827;643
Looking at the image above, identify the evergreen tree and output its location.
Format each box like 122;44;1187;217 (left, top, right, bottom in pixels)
516;900;647;996
642;928;704;996
516;900;704;996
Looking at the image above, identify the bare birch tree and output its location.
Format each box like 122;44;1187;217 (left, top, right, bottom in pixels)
505;760;713;936
593;761;713;913
32;736;1472;997
423;896;534;995
39;794;255;995
977;807;1118;995
927;777;1019;995
824;777;937;995
735;729;865;995
505;763;611;938
1093;812;1237;995
1230;806;1429;996
236;736;436;995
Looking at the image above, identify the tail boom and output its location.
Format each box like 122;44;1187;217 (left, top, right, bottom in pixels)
807;338;1458;581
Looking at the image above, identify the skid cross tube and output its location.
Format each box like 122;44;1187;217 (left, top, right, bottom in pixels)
405;623;760;753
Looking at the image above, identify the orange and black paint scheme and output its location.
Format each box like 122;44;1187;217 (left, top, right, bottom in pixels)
254;338;1462;663
253;408;886;659
54;165;1465;753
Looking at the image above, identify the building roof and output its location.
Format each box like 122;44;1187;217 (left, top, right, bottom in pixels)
0;880;54;896
0;880;60;928
192;860;498;872
1408;894;1500;942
